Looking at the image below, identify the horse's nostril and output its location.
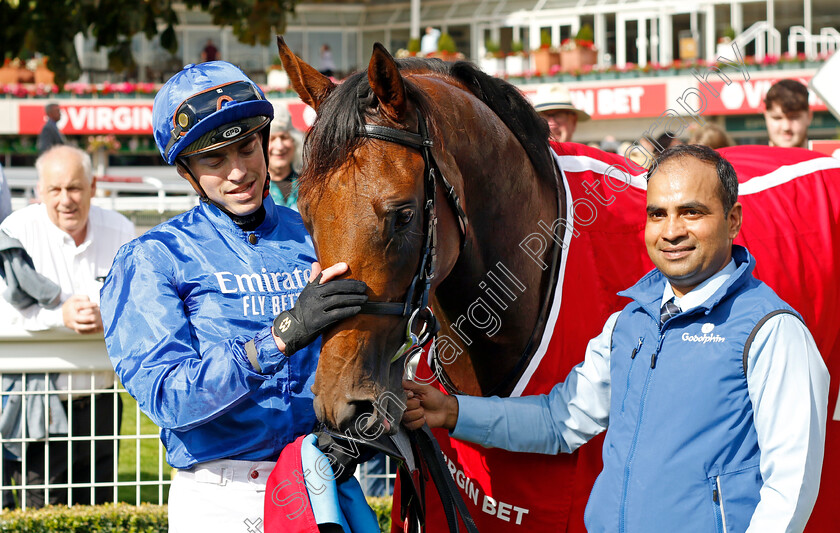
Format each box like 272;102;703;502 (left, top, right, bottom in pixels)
336;399;376;433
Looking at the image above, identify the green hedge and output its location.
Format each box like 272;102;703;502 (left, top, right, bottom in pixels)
0;504;167;532
0;499;393;532
367;496;393;532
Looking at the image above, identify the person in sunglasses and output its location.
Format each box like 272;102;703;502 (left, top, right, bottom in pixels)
100;62;368;531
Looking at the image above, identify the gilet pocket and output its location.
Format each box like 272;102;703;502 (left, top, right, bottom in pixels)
707;462;761;533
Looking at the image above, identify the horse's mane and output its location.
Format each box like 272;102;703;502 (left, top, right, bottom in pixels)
300;58;554;196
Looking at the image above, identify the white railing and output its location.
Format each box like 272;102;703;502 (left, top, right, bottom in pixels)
0;328;395;510
789;26;818;60
0;328;169;509
819;28;840;56
789;26;840;60
735;21;782;61
357;454;398;498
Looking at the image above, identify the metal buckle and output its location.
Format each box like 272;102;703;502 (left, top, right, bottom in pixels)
391;308;422;363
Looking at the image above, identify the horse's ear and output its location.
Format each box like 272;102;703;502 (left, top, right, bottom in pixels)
276;36;335;112
368;43;407;121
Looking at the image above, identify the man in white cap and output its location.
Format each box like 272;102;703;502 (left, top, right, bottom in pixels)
531;85;591;143
267;109;302;211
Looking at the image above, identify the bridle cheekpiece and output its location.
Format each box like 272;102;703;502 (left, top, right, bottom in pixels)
355;108;468;364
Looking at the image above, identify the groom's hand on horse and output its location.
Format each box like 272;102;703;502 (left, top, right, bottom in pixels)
402;380;459;431
272;262;368;355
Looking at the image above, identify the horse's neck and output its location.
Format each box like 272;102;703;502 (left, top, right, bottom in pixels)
434;139;562;397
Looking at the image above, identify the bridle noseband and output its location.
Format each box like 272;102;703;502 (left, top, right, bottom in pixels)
355;109;468;362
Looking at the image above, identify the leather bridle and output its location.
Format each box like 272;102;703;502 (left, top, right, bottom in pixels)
341;103;562;533
356;109;468;362
355;107;564;399
351;108;480;533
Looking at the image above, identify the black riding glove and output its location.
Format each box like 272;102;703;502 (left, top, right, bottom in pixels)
272;273;368;356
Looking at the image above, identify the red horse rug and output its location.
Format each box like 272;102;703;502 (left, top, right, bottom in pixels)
394;143;840;533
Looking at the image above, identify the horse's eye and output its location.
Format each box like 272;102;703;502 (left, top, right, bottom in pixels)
395;208;415;229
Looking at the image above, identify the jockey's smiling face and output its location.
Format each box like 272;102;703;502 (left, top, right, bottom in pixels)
645;157;742;298
178;133;267;216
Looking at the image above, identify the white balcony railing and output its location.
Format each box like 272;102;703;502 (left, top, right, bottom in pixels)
735;21;782;61
5;168;199;214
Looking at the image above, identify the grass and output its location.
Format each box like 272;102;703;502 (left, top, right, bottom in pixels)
117;392;170;504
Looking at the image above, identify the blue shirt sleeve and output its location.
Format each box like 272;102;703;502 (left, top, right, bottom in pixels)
101;242;286;432
451;312;617;454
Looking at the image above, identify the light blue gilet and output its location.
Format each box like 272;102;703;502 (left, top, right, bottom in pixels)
585;246;798;533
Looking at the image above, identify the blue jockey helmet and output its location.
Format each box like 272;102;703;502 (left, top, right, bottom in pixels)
153;62;274;165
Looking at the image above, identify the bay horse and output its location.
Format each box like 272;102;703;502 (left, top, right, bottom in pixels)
277;39;565;432
276;39;840;532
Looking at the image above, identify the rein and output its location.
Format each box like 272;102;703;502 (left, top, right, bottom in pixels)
319;423;479;533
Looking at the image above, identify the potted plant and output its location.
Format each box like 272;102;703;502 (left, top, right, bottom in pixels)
560;24;597;73
33;57;55;85
599;64;619;80
16;58;35;83
717;26;737;57
480;39;503;76
532;30;560;76
430;33;458;61
0;58;18;84
505;41;527;76
617;62;638;79
408;37;421;57
86;134;122;178
779;52;807;69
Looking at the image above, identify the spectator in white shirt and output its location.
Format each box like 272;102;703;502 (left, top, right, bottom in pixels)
0;145;134;508
420;27;441;56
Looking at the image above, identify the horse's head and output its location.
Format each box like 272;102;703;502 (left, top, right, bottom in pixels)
277;39;467;436
277;38;558;437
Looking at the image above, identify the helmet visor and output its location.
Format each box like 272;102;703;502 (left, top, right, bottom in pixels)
165;81;264;160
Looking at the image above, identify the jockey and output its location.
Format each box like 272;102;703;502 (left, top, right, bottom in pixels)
100;61;369;532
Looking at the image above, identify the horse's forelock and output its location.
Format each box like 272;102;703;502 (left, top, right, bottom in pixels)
298;60;436;201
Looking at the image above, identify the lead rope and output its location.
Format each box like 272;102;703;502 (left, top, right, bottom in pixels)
411;425;480;533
